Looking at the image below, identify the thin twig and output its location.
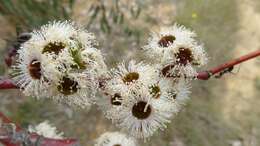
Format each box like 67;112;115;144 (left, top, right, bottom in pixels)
0;77;18;89
197;49;260;80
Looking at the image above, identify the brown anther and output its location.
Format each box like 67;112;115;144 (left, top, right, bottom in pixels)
42;42;66;55
122;72;139;83
132;101;152;119
158;35;176;47
57;77;78;95
175;48;193;66
28;59;41;79
161;64;181;78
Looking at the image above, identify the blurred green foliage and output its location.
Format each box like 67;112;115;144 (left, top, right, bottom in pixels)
0;0;75;32
0;0;142;35
86;0;141;34
13;98;48;127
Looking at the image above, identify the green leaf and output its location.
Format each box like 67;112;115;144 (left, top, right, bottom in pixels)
69;45;86;70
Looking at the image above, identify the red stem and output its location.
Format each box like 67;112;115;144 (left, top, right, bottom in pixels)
197;49;260;80
0;112;22;130
0;112;22;146
0;112;80;146
0;77;18;89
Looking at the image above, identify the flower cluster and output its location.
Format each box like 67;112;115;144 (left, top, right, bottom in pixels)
98;24;207;139
143;24;207;78
13;21;107;108
99;61;191;138
12;21;208;141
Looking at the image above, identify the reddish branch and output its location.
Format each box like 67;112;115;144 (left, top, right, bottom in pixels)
0;77;18;89
197;49;260;80
0;112;21;146
0;112;80;146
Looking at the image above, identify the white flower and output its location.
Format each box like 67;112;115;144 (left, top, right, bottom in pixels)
81;47;108;78
161;43;207;78
143;23;197;61
29;21;106;75
115;87;174;139
95;132;137;146
96;85;129;123
107;60;158;91
28;121;63;139
98;61;160;123
77;29;98;48
146;78;178;111
26;21;79;61
48;72;95;108
160;79;191;113
36;21;107;81
12;46;60;98
143;24;207;79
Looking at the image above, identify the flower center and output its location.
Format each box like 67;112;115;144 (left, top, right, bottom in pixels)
122;72;139;83
42;42;66;55
161;64;181;78
113;145;121;146
175;48;193;66
149;85;161;99
57;77;78;95
28;59;41;79
132;101;152;120
111;93;123;106
158;35;176;47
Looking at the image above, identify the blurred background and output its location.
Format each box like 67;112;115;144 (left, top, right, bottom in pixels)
0;0;260;146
